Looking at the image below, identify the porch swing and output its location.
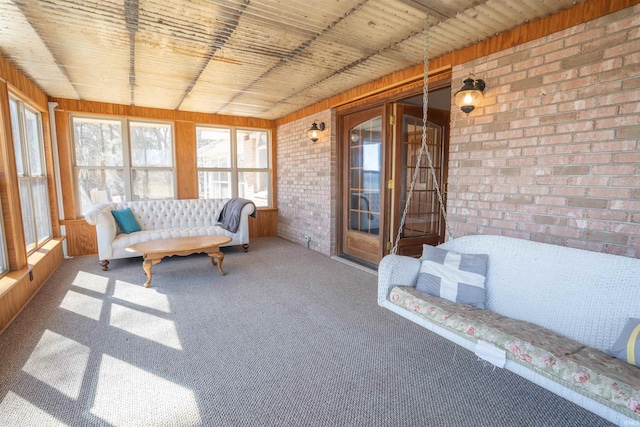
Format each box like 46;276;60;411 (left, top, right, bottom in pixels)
378;19;640;426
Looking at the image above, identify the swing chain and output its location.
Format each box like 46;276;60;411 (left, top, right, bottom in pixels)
392;14;452;255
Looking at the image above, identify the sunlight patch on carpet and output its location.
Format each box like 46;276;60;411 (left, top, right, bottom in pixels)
113;280;171;313
109;303;182;350
0;391;64;426
22;330;90;399
91;354;201;425
59;290;103;320
72;270;109;293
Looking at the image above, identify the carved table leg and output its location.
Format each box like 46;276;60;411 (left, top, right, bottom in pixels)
99;260;110;271
209;249;227;275
142;256;162;288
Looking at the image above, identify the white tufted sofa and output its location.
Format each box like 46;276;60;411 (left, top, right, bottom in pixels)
85;198;254;270
378;235;640;425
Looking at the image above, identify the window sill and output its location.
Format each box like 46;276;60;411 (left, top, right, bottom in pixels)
0;237;64;299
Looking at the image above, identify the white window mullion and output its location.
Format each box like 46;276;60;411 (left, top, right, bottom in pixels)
122;118;133;202
230;127;238;199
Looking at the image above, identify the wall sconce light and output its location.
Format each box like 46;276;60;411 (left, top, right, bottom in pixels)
307;121;325;143
454;75;486;115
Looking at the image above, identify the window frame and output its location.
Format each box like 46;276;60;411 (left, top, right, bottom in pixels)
70;115;177;216
196;125;272;207
8;94;52;255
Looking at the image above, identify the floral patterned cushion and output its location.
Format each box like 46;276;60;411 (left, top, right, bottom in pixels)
388;286;640;420
489;317;584;357
390;286;503;339
562;348;640;417
391;286;583;355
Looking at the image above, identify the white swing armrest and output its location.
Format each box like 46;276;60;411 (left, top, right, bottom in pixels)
377;254;421;306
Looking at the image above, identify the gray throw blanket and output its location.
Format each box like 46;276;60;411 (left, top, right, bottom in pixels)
217;198;257;233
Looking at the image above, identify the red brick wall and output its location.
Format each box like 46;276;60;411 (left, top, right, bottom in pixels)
276;110;337;256
448;5;640;257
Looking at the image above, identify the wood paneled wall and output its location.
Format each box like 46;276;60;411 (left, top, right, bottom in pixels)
60;219;98;257
248;208;278;241
0;55;48;108
175;121;197;200
276;0;640;126
53;98;279;257
0;239;64;334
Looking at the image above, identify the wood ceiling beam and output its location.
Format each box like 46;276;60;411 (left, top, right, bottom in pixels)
274;26;425;111
124;0;139;105
397;0;458;22
216;0;371;114
175;1;250;110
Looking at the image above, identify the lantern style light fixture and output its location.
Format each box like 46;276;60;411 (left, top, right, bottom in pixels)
307;121;325;143
454;75;486;115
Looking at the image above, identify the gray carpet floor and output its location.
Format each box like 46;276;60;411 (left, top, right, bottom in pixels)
0;237;613;426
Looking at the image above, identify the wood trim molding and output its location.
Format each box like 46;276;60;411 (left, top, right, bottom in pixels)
41;109;61;238
51;98;276;129
336;69;452;116
275;0;640;126
54;110;77;220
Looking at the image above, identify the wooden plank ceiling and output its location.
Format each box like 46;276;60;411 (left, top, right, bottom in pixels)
0;0;581;119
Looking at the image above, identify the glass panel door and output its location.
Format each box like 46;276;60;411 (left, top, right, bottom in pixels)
392;104;450;257
349;117;381;236
342;106;386;265
401;112;443;237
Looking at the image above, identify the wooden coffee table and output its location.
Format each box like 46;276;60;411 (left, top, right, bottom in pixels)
126;236;232;288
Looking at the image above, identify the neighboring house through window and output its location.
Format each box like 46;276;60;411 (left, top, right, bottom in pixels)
196;126;271;207
8;95;52;254
71;116;175;215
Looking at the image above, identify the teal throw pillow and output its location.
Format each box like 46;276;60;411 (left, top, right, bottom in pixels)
608;318;640;368
111;208;141;234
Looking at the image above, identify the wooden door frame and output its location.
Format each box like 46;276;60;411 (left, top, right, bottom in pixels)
336;78;451;263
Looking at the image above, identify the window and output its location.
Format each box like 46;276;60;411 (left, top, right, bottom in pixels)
197;127;271;207
72;117;175;215
9;95;52;253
